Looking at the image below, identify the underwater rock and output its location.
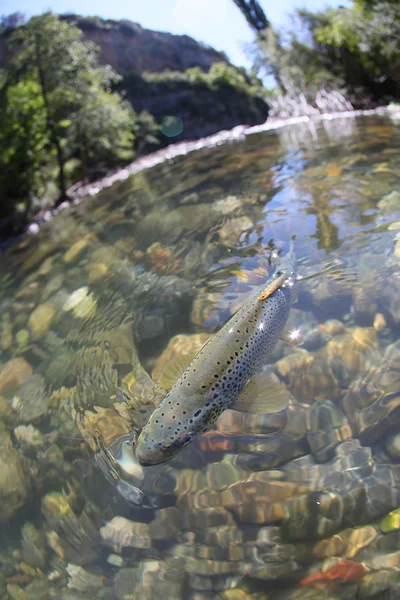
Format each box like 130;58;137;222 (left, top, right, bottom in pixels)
344;525;378;559
307;400;352;462
149;507;183;540
283;439;400;538
378;190;400;214
62;287;97;320
358;570;400;599
100;516;152;550
6;584;26;600
191;291;224;330
283;490;344;541
114;561;184;600
373;312;387;332
35;443;71;487
21;523;48;569
42;495;101;566
275;349;312;379
302;327;329;352
66;564;108;592
217;216;253;247
0;312;13;350
320;319;346;336
87;263;108;284
0;422;30;521
206;458;249;492
145;242;181;274
233;433;309;471
187;573;245;592
24;579;51;600
380;508;400;533
42;274;64;300
342;340;400;444
220;476;304;525
386;433;400;460
77;407;131;454
219;591;256;600
11;375;49;423
310;278;352;319
37;255;54;276
14;425;47;450
299;559;366;588
135;210;186;247
172;556;248;577
0;395;13;422
312;534;346;559
195;525;243;548
14;329;30;354
27;303;55;340
0;358;32;396
280;326;378;405
63;238;91;264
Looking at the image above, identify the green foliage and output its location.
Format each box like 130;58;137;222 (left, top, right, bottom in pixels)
132;111;160;154
243;0;400;104
143;62;263;97
0;77;49;218
0;12;25;33
314;2;400;86
3;12;135;206
68;90;135;178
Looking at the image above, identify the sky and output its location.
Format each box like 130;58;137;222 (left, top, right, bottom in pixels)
2;0;352;69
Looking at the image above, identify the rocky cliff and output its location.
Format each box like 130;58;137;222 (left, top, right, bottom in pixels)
62;15;229;76
0;15;229;75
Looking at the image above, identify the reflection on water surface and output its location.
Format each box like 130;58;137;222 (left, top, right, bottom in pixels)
1;114;400;599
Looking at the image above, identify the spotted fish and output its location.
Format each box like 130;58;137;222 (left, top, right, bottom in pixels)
136;248;296;466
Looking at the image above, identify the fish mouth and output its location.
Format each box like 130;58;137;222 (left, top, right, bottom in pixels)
135;434;179;467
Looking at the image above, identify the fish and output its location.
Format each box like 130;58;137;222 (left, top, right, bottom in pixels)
136;247;296;466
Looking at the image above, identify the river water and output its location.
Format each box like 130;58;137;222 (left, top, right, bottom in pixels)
0;113;400;599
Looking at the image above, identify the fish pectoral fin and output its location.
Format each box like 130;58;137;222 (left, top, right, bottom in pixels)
231;371;291;414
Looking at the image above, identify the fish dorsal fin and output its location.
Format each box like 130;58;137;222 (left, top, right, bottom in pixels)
152;335;211;391
258;274;286;302
231;371;290;414
154;354;194;391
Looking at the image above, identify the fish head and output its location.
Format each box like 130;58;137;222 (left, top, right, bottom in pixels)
135;387;224;466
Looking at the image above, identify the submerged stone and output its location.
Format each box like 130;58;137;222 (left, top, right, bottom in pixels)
380;508;400;533
100;516;152;549
27;303;55;339
0;422;30;521
0;358;32;396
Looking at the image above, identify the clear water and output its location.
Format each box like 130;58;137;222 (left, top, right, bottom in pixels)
1;113;400;599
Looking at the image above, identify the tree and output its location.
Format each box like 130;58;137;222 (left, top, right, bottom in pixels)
0;12;25;32
241;0;400;106
8;12;134;202
314;2;400;100
0;75;50;221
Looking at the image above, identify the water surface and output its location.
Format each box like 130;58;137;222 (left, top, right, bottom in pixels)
1;113;400;599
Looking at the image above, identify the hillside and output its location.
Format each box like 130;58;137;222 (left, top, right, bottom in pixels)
0;14;269;142
61;14;229;75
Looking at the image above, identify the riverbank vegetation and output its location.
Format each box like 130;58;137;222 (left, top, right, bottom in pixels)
0;0;399;240
235;0;400;112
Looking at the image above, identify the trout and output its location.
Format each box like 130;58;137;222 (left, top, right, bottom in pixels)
136;248;296;466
